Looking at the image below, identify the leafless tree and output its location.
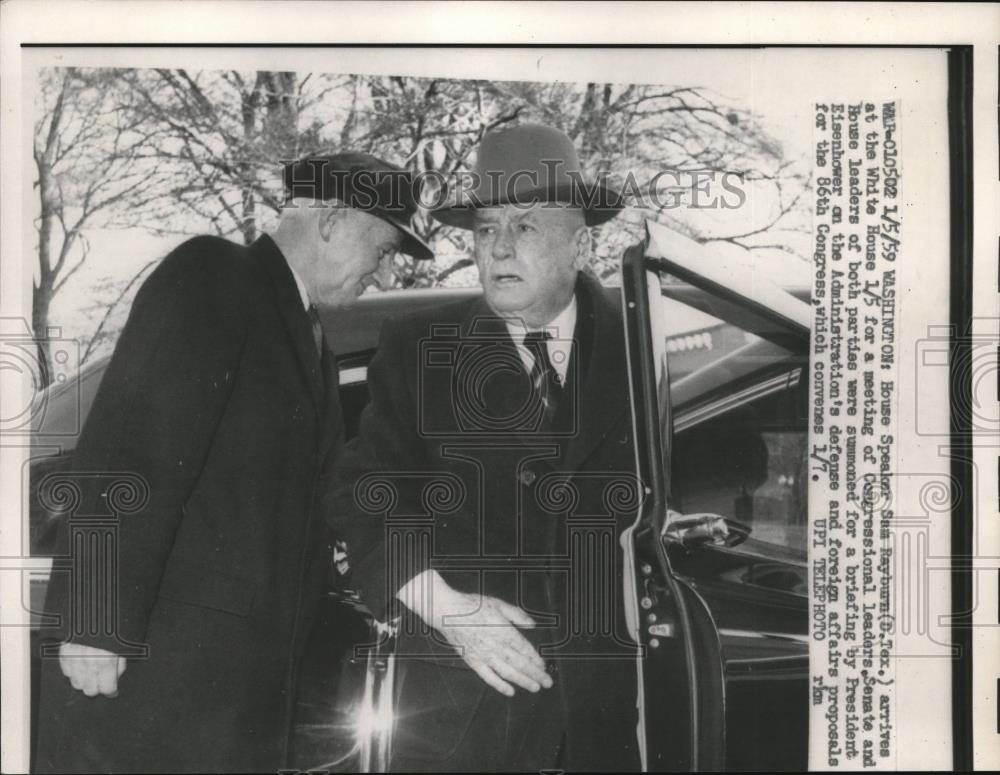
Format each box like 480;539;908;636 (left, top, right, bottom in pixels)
32;68;812;374
117;68;348;244
33;67;171;385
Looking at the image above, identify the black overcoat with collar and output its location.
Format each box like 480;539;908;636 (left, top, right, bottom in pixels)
328;272;643;772
35;234;343;773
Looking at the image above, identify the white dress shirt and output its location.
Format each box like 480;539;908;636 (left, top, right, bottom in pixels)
504;296;577;386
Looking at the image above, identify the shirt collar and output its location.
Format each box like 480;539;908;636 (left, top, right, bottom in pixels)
505;296;578;383
503;296;577;341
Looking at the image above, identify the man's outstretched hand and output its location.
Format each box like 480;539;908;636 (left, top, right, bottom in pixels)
398;570;553;697
59;643;126;697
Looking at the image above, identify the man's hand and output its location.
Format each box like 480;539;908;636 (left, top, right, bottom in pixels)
58;643;126;698
398;570;553;697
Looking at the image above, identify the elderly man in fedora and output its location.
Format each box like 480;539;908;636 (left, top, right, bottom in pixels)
328;124;642;771
35;153;432;774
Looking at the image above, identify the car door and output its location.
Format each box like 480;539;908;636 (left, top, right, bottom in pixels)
621;222;811;771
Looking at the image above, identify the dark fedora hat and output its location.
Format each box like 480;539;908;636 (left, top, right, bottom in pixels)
283;152;433;260
431;124;623;230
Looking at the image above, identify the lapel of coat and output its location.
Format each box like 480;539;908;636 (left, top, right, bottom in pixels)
455;276;628;466
318;344;344;465
561;273;630;472
252;235;324;414
457;298;540;440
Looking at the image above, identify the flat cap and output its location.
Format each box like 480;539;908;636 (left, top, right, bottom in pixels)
284;152;433;260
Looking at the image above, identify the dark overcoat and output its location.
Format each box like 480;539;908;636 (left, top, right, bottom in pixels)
328;272;643;772
36;234;343;773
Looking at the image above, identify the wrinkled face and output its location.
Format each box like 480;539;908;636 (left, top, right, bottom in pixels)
312;207;402;308
473;204;587;327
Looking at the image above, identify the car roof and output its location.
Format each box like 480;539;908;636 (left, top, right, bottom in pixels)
319;287;479;356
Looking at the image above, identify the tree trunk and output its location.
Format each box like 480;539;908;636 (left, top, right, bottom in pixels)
236;72;298;245
32;72;69;388
32;282;54;388
240;184;257;245
263;71;299;159
239;74;263;245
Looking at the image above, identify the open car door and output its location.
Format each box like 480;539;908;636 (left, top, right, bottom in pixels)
620;221;811;771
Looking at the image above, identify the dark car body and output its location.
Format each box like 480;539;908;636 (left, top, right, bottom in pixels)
28;228;810;771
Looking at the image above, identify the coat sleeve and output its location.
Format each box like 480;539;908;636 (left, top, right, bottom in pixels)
47;241;248;654
325;317;431;621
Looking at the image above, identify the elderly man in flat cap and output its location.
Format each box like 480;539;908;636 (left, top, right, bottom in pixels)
35;154;432;774
329;124;641;771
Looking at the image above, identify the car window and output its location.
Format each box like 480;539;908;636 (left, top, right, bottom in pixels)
672;381;808;555
655;280;808;557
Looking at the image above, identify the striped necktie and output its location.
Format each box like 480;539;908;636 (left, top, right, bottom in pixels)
523;330;560;427
308;305;324;358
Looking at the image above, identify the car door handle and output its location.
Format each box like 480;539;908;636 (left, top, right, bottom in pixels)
661;509;751;548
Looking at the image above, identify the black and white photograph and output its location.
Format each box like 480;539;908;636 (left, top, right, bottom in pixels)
1;3;998;773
